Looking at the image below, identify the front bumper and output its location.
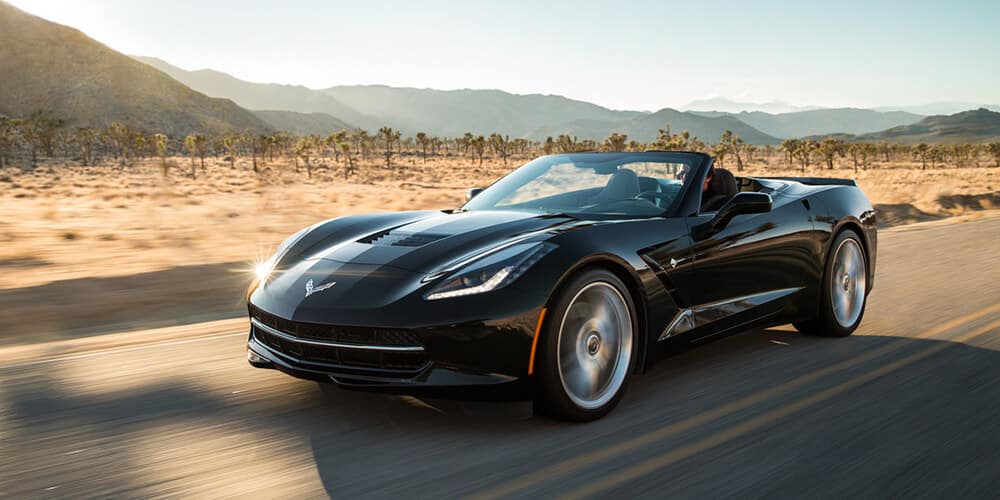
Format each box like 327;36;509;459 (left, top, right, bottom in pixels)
245;308;541;399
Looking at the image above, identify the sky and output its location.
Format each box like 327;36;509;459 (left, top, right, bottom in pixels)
8;0;1000;111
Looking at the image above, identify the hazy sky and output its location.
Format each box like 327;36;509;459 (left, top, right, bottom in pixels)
9;0;1000;111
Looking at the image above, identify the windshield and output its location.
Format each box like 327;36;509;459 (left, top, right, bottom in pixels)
462;153;694;217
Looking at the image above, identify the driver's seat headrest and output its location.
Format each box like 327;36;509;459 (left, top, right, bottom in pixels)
593;168;639;203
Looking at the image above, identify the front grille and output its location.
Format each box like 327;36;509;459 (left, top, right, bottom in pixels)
252;308;421;346
250;308;428;373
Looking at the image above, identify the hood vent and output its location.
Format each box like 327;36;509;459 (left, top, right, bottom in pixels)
358;229;447;247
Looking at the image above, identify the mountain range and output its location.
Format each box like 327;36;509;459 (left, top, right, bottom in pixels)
856;108;1000;143
2;1;998;145
0;1;268;136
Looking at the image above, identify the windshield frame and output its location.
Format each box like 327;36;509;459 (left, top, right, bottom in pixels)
460;151;711;219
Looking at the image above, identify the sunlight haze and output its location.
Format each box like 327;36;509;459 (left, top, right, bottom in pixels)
7;0;1000;111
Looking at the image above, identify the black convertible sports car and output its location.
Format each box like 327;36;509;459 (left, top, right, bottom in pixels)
246;151;877;420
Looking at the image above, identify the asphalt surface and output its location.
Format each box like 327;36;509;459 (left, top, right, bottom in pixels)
2;215;999;499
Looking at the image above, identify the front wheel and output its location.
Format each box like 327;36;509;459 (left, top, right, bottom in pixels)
535;269;637;421
795;229;868;337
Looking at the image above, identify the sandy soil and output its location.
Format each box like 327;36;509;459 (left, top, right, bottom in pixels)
0;153;997;342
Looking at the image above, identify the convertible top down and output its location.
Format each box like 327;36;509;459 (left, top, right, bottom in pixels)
246;151;877;420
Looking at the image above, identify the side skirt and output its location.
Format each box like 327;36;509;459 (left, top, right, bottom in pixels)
658;287;804;341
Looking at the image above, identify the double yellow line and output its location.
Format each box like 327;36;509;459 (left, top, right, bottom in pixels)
472;303;1000;500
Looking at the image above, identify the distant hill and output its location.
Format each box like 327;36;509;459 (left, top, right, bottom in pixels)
0;2;268;136
873;102;1000;115
528;108;780;144
135;56;377;129
695;108;926;139
319;85;644;137
857;108;1000;143
681;97;821;114
251;110;352;136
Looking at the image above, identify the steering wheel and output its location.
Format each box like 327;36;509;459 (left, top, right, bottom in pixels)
635;190;673;207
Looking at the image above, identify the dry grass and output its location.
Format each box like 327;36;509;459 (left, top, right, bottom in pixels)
1;153;997;291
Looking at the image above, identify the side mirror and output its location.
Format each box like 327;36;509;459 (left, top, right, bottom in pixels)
696;192;772;238
465;187;484;202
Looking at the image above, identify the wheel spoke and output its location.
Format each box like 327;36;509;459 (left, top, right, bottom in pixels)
557;281;633;410
830;238;866;328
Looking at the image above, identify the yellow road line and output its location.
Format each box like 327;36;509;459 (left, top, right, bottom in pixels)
562;318;1000;499
471;302;1000;499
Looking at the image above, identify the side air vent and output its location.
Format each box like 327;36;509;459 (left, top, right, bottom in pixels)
357;229;447;247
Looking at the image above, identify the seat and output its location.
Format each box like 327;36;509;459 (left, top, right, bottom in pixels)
592;168;640;203
701;168;738;212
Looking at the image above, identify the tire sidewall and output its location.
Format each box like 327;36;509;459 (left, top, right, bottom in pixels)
819;229;868;337
536;268;639;421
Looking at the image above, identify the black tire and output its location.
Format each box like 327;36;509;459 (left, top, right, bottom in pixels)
794;229;868;337
535;268;638;421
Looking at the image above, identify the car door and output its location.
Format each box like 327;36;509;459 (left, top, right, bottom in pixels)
662;192;818;338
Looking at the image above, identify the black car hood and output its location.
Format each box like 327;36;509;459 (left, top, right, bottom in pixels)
302;209;575;273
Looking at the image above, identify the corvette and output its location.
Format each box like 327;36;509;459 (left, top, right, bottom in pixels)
246;151;877;420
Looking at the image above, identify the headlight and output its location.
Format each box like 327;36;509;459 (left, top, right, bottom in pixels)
255;226;313;283
424;242;555;300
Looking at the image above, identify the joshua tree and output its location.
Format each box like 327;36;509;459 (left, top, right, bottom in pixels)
295;136;315;176
22;111;64;166
0;116;20;168
720;130;745;171
222;133;240;168
72;127;98;166
794;140;816;171
329;130;348;163
543;136;556;155
184;133;207;178
988;142;1000;168
914;143;930;170
340;141;355;179
376;126;401;168
711;143;728;168
470;135;486;166
416;132;430;163
251;134;269;172
104;122;134;167
555;134;578;153
817;137;846;170
153;133;168;175
602;133;628;152
780;138;800;166
488;133;510;164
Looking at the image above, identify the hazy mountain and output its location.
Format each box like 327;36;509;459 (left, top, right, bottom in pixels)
251;110;351;136
528;108;779;144
681;97;821;114
320;85;644;137
857;108;1000;143
0;2;268;136
873;102;1000;115
696;108;926;139
135;56;379;129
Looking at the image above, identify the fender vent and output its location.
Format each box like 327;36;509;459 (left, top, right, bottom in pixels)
357;229;447;247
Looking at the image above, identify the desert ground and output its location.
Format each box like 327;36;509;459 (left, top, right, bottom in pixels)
1;152;998;343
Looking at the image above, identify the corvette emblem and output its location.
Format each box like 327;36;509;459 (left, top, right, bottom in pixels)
305;279;336;297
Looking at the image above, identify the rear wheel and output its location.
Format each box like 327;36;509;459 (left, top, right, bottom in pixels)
795;229;868;337
535;269;637;421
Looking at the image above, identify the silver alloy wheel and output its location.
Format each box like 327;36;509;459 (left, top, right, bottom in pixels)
830;237;867;328
556;281;633;410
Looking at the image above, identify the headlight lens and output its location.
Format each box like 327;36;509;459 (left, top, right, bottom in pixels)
425;242;555;300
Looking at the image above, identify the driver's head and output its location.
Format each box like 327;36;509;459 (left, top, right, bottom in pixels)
703;167;714;193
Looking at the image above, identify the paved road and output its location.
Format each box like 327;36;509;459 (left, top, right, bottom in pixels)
2;216;1000;499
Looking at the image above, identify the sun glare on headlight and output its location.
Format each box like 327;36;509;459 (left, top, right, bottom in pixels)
254;261;273;282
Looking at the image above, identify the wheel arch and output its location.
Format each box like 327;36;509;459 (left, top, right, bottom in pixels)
545;254;650;375
829;218;874;294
